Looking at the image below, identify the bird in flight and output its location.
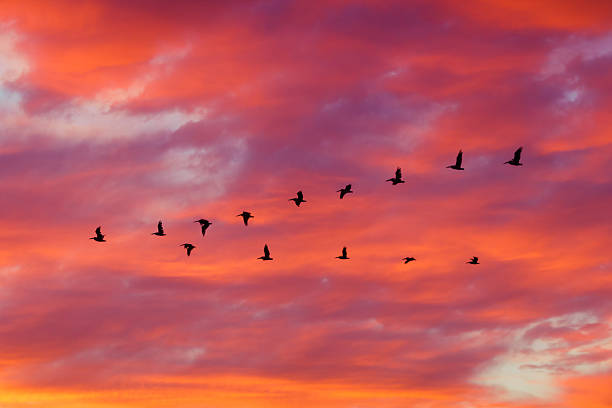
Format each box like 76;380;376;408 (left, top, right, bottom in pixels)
386;167;405;185
180;243;195;256
336;246;350;259
289;191;306;207
237;211;254;226
152;221;166;236
194;219;212;236
402;257;416;264
505;147;523;166
466;256;479;264
337;184;353;199
447;150;464;170
90;226;106;242
258;244;273;260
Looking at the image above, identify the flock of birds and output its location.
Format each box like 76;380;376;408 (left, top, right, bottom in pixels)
90;147;524;264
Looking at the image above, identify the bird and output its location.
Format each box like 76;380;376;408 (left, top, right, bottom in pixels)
258;244;273;260
152;221;166;236
180;243;195;256
194;219;212;236
237;211;254;226
289;191;306;207
447;150;464;170
336;246;350;259
386;167;405;185
402;257;416;264
337;184;353;199
505;147;523;166
90;226;106;242
466;256;479;264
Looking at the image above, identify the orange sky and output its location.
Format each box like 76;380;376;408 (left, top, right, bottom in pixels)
0;1;611;407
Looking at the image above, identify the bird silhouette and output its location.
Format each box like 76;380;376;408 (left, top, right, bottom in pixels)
466;256;479;264
152;221;166;236
180;243;195;256
337;184;353;199
90;226;106;242
402;257;416;264
257;244;273;260
194;219;212;236
386;167;405;185
237;211;254;226
447;150;464;170
336;246;350;259
505;147;523;166
289;191;306;207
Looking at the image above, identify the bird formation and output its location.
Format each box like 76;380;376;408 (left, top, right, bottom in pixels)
91;147;524;264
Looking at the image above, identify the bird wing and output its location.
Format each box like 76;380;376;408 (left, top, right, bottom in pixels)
158;221;164;233
297;191;303;200
514;147;522;161
342;247;347;257
95;226;101;235
395;167;402;179
346;184;351;190
456;150;463;166
187;246;193;256
264;245;270;257
473;256;478;262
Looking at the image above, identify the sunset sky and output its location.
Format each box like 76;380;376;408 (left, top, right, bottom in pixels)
1;1;611;407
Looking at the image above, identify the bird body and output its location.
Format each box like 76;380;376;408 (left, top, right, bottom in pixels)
337;184;353;199
403;257;416;263
505;147;523;166
194;219;212;236
90;226;106;242
467;256;479;264
152;221;166;236
336;246;349;259
386;167;405;185
258;244;273;260
289;191;306;207
180;243;195;256
237;211;254;226
447;150;464;170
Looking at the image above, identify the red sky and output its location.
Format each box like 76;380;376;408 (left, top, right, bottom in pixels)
0;1;611;407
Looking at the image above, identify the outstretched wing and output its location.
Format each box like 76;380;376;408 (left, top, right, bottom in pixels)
346;184;351;190
342;247;347;258
264;244;270;258
187;246;194;256
513;147;522;162
297;191;303;200
201;225;207;236
395;167;402;179
95;226;101;235
158;221;164;234
473;256;478;262
456;150;463;167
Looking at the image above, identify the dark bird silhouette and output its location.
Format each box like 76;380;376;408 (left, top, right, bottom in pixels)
505;147;523;166
337;184;353;199
152;221;166;236
289;191;306;207
257;244;273;260
386;167;405;185
447;150;464;170
402;257;416;264
336;246;350;260
194;219;212;236
237;211;254;226
467;256;479;264
90;226;106;242
180;243;195;256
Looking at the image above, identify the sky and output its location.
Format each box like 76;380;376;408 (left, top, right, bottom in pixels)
0;1;611;407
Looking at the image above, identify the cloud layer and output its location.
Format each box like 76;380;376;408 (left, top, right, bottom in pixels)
0;1;611;407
